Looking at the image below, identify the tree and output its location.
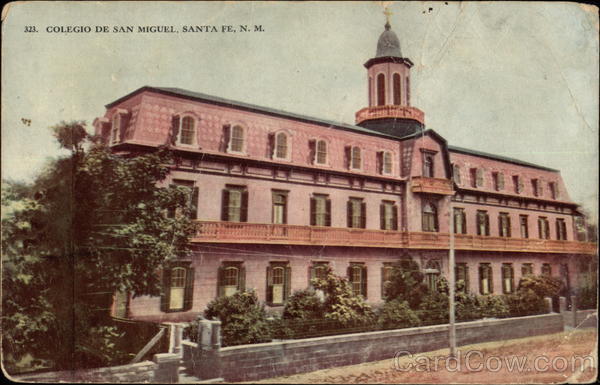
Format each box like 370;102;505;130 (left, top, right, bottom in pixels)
383;258;429;308
2;121;195;373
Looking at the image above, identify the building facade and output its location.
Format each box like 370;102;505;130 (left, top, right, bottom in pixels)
95;22;597;322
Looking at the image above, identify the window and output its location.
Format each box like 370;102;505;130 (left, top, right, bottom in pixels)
350;146;362;170
111;114;121;144
229;125;245;153
479;263;493;295
521;263;533;276
549;182;558;200
556;218;567;240
161;262;194;312
266;262;291;306
502;264;514;294
178;116;195;146
531;179;539;197
382;151;393;175
520;215;529;238
406;76;411;105
169;180;199;219
380;201;398;230
513;175;523;194
316;140;327;165
498;213;511;237
452;164;461;185
538;217;550;239
455;263;469;293
541;263;552;276
274;132;288;159
423;154;434;177
368;77;373;106
393;73;401;105
470;168;478;188
492;172;504;191
272;191;288;224
476;210;490;236
221;186;248;222
310;261;329;282
217;262;245;297
377;73;385;106
454;208;467;234
347;198;366;228
310;194;331;226
381;263;394;298
422;202;438;232
425;260;440;292
348;263;368;297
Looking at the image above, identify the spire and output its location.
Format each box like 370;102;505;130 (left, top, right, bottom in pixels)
375;10;402;58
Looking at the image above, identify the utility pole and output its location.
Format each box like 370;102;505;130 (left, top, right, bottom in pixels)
448;199;457;357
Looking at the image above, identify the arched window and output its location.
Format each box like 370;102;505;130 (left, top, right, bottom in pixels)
377;73;386;106
393;73;401;105
169;267;186;310
275;132;288;159
111;114;120;144
178;116;195;146
316;140;327;164
422;202;438;232
223;266;239;296
351;146;362;169
423;155;434;177
230;125;245;153
368;77;373;106
425;260;441;292
406;76;411;106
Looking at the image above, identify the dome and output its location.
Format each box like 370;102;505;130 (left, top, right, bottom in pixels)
375;22;402;58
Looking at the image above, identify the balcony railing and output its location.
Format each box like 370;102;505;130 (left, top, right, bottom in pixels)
411;176;454;195
355;105;425;125
192;221;597;254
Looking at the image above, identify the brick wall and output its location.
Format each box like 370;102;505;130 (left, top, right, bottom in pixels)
13;361;157;383
191;313;563;382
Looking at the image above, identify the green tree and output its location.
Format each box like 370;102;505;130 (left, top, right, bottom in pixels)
383;258;429;308
2;121;195;373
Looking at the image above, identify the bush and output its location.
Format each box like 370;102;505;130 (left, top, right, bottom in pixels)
417;291;449;325
376;300;421;329
455;290;483;322
518;275;563;298
503;291;548;317
384;258;429;308
282;289;324;320
478;295;510;318
203;290;271;347
577;284;598;310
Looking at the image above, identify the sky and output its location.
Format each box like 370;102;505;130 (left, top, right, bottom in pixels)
2;1;598;223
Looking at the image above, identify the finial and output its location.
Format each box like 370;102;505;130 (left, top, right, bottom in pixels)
383;7;393;29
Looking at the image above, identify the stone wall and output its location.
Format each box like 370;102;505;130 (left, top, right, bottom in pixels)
184;313;564;382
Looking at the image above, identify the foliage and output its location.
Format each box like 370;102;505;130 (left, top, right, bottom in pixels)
517;275;564;298
376;300;421;329
383;258;429;308
203;290;272;347
282;289;324;320
503;290;548;317
1;121;195;373
477;295;510;318
311;266;375;325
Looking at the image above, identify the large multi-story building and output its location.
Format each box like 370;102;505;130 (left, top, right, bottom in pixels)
95;21;596;322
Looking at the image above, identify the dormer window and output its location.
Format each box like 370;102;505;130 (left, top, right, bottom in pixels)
350;146;362;170
111;114;121;145
549;182;559;200
177;116;196;146
228;125;245;154
274;132;288;159
423;154;434;177
315;140;328;165
381;151;393;175
531;179;539;197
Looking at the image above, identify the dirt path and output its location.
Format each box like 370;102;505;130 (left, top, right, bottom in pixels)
252;328;597;384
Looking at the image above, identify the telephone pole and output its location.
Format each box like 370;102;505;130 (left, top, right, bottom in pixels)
448;200;457;357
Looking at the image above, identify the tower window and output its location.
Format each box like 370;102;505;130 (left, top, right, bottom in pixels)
393;73;401;105
377;73;386;106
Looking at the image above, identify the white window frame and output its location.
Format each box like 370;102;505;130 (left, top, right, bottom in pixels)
227;124;247;155
176;115;197;147
272;130;292;161
314;139;328;165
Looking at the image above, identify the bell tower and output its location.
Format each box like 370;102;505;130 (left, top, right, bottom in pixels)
356;11;425;137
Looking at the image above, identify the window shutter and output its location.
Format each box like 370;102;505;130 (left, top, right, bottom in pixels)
160;267;171;312
222;124;231;152
485;214;490;235
381;266;386;299
310;197;316;226
238;265;246;292
453;210;458;234
461;211;467;234
183;266;195;311
241;189;249;222
268;133;276;158
498;215;502;237
221;189;229;221
266;265;273;304
361;202;367;228
478;265;483;294
325;199;332;227
345;146;352;169
377;151;383;174
545;220;550;239
361;265;368;298
498;173;505;190
284;265;292;301
488;266;494;294
465;265;470;293
308;139;316;164
170;116;180;145
507;216;511;237
392;205;398;230
518;177;524;193
380;203;385;230
189;187;199;220
476;168;484;187
347;200;353;227
347;265;352;281
538;179;544;197
217;265;225;297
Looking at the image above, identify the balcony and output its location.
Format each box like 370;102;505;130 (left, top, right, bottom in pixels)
411;176;454;195
192;221;597;254
355;105;425;125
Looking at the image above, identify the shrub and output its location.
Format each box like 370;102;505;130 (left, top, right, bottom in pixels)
577;284;598;310
376;300;421;329
503;290;548;317
455;290;482;322
384;258;429;308
517;275;563;298
417;291;449;325
282;289;324;320
203;290;271;347
477;295;510;318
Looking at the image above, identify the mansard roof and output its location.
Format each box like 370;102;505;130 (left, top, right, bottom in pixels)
448;145;558;172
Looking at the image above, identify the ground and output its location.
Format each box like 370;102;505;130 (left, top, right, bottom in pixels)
252;328;597;384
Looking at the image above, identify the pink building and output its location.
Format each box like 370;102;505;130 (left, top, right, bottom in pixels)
95;21;596;322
